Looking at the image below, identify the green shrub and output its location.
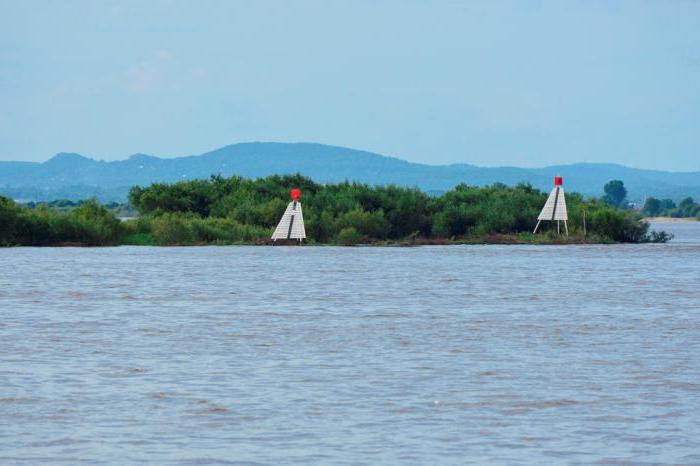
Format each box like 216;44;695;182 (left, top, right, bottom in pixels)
588;208;649;243
305;211;337;243
151;213;193;245
5;199;121;246
337;209;390;239
337;227;362;246
0;196;18;245
68;199;123;245
189;217;268;244
432;204;479;237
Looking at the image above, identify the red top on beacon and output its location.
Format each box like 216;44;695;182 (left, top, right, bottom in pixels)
291;189;302;201
554;176;563;186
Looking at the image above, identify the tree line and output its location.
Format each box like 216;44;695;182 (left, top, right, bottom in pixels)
0;197;122;246
642;196;700;218
1;174;672;246
601;179;700;219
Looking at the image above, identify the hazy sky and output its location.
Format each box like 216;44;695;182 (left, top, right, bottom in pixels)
1;1;698;170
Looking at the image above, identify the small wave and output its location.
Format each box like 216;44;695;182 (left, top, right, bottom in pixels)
587;415;640;423
510;399;580;412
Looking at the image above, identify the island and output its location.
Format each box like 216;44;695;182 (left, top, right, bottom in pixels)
0;174;672;247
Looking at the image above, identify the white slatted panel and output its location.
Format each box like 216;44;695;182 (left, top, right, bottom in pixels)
271;201;306;240
537;187;568;221
292;203;305;238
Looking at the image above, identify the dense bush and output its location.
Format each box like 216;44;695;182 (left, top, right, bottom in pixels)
0;196;18;245
337;227;362;246
587;207;649;243
0;175;672;246
151;213;194;246
336;209;391;239
130;213;269;245
125;174;665;244
0;197;122;246
431;183;562;237
642;196;700;218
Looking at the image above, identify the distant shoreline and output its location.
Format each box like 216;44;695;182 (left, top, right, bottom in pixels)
644;217;699;222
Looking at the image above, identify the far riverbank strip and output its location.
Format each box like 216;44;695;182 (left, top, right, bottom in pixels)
644;217;699;222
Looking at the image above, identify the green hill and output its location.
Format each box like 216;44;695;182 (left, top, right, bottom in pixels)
1;142;698;202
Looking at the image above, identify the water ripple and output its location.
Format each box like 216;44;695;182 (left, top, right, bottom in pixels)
1;222;699;464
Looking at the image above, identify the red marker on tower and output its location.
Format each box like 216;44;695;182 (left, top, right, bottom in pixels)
533;176;569;235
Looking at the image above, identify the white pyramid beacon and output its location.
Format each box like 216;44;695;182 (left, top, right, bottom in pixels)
271;188;306;244
533;176;569;235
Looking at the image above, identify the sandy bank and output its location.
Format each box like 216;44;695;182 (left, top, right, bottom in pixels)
644;217;699;222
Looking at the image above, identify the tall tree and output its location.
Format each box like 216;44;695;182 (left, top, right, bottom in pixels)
603;180;628;208
659;199;676;211
677;197;698;217
642;197;662;216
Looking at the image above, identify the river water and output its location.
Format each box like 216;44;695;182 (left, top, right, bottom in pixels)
1;222;699;465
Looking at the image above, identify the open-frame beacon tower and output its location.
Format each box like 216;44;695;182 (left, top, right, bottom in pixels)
533;176;568;235
271;189;306;244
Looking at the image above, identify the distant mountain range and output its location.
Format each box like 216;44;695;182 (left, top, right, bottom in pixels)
1;142;699;203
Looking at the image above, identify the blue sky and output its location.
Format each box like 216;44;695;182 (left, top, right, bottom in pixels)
1;0;698;170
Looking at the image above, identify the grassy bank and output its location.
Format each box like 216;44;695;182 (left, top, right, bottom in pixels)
1;175;672;246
